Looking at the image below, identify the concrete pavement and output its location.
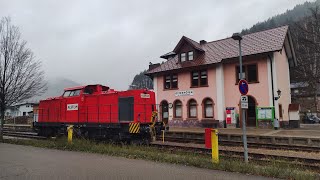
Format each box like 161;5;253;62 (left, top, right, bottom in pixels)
0;143;276;180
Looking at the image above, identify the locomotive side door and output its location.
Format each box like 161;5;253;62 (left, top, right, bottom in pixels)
118;97;134;122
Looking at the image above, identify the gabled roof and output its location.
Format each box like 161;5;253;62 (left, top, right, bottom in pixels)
147;26;292;75
173;36;205;52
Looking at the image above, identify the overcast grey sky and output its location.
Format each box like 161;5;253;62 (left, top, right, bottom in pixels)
0;0;311;90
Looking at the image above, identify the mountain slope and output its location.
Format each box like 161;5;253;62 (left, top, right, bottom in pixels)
241;0;319;34
32;77;80;102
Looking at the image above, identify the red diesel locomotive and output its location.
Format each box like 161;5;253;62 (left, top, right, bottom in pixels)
33;84;164;142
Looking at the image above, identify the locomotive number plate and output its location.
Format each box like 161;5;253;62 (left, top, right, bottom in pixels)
67;104;79;111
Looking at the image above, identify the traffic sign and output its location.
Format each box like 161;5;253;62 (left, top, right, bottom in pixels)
241;95;248;103
238;79;249;95
241;102;248;109
241;95;248;109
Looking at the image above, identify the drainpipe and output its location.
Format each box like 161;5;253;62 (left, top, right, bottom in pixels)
268;54;277;125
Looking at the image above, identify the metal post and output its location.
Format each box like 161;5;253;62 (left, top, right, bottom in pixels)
67;125;73;144
238;40;249;163
211;129;219;164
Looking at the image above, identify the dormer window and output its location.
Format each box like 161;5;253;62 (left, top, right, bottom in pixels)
180;51;194;62
180;53;186;62
188;51;193;60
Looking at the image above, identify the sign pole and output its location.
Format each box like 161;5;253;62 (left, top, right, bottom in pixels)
238;39;249;163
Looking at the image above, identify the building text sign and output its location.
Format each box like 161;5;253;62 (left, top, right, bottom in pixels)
175;90;194;97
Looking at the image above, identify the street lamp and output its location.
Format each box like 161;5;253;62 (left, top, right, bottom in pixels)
232;32;249;163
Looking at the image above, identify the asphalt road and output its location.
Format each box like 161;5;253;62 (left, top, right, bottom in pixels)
0;143;276;180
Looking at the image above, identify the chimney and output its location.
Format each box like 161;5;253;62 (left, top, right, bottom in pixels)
148;62;161;71
200;40;207;45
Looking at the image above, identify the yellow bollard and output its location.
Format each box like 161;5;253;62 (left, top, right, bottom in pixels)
211;129;219;164
67;125;73;144
162;130;165;143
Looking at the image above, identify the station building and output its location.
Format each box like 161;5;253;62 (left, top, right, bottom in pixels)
146;26;297;128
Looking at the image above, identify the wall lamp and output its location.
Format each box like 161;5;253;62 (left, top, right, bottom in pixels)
274;89;282;100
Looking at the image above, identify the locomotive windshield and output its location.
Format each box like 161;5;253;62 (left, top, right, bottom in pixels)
63;89;81;97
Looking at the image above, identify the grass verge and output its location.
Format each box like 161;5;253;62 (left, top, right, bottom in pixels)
3;138;320;180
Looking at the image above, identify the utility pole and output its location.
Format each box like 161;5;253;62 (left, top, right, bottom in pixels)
232;33;249;163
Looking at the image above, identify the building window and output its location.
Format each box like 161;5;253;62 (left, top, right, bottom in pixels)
191;72;199;87
236;64;258;83
164;74;178;89
188;99;197;118
188;51;193;60
172;74;178;88
200;71;207;86
174;100;182;118
180;53;186;62
191;70;208;87
203;98;214;118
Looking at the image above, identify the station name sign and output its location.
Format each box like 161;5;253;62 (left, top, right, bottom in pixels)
175;90;194;97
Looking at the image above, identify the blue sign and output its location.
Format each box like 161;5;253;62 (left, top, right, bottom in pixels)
238;79;249;95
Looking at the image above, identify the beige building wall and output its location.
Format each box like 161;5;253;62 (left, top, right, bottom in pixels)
223;57;271;113
274;48;292;121
155;67;217;120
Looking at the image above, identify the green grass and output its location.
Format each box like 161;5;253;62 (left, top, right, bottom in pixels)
3;138;320;180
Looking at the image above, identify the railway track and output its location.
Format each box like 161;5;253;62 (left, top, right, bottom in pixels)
3;130;46;140
151;141;320;171
157;136;320;153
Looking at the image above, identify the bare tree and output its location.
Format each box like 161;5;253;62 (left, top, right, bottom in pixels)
0;17;46;141
290;7;320;114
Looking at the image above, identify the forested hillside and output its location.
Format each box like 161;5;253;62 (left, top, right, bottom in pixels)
241;0;319;34
128;71;153;90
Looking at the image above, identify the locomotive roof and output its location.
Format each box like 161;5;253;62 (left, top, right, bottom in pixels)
64;85;86;91
64;84;109;91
